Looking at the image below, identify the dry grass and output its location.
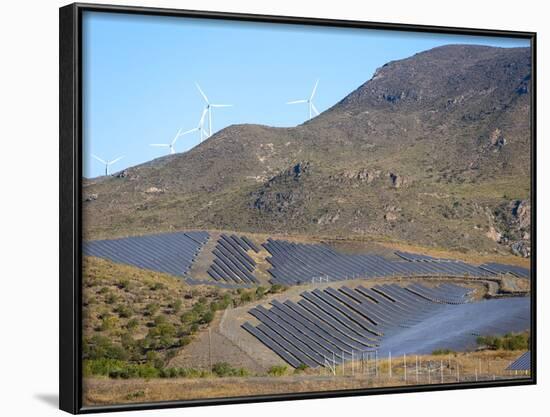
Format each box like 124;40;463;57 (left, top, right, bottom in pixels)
83;350;529;406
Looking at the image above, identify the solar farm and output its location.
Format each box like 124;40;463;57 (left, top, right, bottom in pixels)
83;230;531;380
83;231;530;286
241;283;530;368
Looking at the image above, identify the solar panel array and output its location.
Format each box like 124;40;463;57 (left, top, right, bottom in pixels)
206;234;260;284
243;283;473;368
506;351;531;371
480;263;530;278
184;277;254;289
262;240;503;285
83;231;210;277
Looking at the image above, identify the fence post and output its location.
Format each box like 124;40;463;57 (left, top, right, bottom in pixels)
389;351;392;378
404;354;407;384
440;359;443;383
416;356;419;384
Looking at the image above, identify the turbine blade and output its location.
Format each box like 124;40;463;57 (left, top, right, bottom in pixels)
198;108;208;126
181;127;199;135
310;79;319;100
195;82;209;104
91;154;106;164
109;156;124;165
172;128;184;145
210;104;233;108
311;103;320;115
287;99;307;104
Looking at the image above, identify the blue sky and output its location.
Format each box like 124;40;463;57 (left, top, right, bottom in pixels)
82;11;529;178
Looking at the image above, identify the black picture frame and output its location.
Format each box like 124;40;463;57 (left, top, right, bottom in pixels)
59;2;537;414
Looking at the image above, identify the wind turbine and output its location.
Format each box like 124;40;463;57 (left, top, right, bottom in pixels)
92;154;124;176
195;82;232;137
287;79;320;120
179;108;209;143
150;127;185;155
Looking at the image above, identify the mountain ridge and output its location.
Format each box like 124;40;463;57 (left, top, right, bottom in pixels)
83;45;531;257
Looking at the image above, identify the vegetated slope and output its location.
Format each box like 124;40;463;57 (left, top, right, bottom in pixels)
82;256;286;376
83;45;531;256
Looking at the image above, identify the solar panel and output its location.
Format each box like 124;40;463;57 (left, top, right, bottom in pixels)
506;351;531;371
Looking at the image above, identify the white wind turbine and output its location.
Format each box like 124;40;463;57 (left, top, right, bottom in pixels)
179;108;209;143
92;154;124;176
287;79;320;120
195;82;232;137
150;127;185;155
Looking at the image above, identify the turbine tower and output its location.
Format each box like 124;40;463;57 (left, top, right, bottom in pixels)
92;154;124;176
150;127;185;155
179;108;209;143
287;79;320;120
195;82;232;137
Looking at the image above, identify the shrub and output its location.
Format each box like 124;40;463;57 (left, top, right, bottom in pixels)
127;318;139;330
171;299;183;313
267;365;288;376
83;335;128;361
295;363;308;372
145;303;160;317
115;304;133;318
270;284;287;294
255;286;267;299
116;278;130;290
149;282;165;291
201;310;215;324
432;349;454;356
99;315;119;331
476;332;529;351
105;293;117;304
211;362;249;377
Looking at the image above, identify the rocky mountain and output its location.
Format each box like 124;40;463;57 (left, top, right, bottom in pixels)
83;45;532;256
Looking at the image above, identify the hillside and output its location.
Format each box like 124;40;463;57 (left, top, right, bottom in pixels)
83;45;531;256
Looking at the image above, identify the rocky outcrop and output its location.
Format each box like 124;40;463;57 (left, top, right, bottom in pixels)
388;172;409;188
489;128;506;149
490;199;531;257
317;211;340;225
486;226;502;243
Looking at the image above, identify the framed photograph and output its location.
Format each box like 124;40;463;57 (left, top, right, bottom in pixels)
59;2;536;413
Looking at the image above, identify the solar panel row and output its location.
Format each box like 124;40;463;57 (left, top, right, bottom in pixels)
206;234;260;284
262;240;499;285
243;283;471;368
479;262;530;278
184;277;254;289
83;231;210;277
506;351;531;371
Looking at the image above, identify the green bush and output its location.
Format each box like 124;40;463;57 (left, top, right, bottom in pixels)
149;282;165;291
201;310;215;324
115;304;133;318
127;318;139;330
476;332;530;351
267;365;288;376
144;303;160;317
211;362;249;377
171;299;183;313
432;349;455;355
294;363;308;373
116;278;130;290
83;335;128;361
